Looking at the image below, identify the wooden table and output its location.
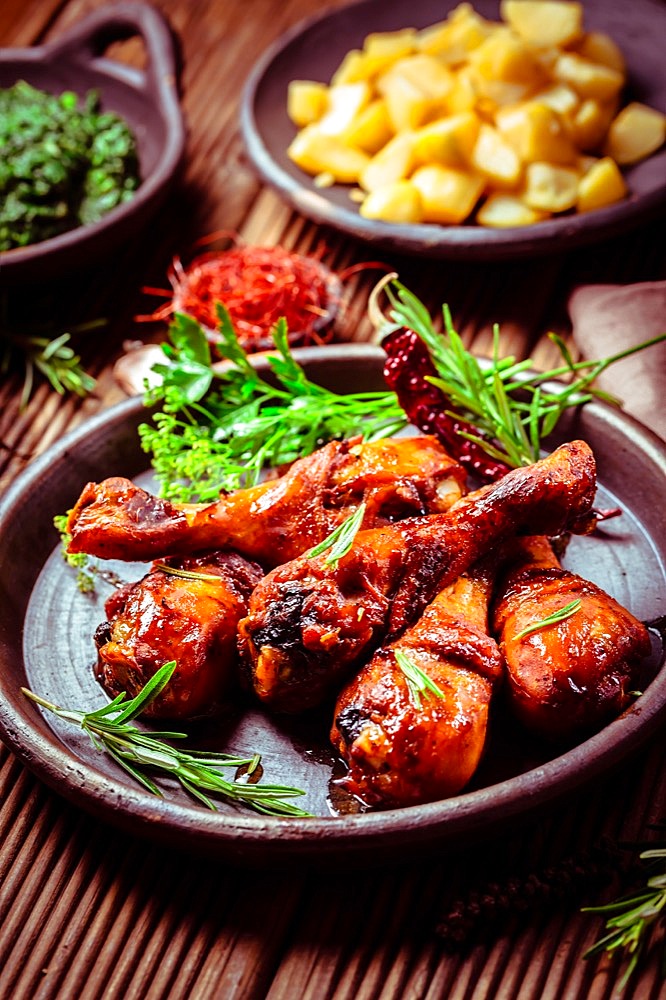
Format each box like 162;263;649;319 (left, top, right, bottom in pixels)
1;2;665;998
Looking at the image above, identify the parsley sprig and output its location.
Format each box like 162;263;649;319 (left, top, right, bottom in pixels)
139;306;406;503
382;281;666;470
22;661;310;818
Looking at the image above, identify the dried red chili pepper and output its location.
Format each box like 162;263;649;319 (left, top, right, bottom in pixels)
382;326;511;482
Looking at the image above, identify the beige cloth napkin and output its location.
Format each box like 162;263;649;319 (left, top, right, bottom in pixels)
569;280;666;441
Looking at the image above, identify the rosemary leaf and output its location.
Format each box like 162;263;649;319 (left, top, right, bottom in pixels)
514;599;582;639
306;502;367;567
394;649;445;711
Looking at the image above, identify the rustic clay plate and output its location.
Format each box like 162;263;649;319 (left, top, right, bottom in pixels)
0;2;185;283
241;0;666;260
0;345;665;864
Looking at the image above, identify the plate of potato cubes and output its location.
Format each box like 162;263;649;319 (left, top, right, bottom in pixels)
241;0;666;258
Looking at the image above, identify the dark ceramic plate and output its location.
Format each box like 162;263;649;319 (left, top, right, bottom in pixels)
0;2;185;283
241;0;666;260
0;345;665;864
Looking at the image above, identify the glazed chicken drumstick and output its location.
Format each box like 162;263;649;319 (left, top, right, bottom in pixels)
331;562;503;808
96;550;263;719
66;436;467;566
238;441;597;713
492;535;651;738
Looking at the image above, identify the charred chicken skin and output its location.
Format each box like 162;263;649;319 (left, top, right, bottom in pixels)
66;436;466;566
95;550;263;719
492;535;651;738
331;564;503;807
238;441;597;714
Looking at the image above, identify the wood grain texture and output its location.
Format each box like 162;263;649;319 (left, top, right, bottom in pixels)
1;0;665;998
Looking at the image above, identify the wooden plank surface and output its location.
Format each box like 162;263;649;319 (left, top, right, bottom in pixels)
1;1;665;998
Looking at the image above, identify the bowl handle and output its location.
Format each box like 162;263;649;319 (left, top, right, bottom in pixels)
47;2;181;98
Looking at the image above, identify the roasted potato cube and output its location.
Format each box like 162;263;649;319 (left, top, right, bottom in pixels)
343;100;395;154
412;164;485;223
471;123;523;187
523;162;580;212
331;50;395;85
359;180;423;222
364;28;417;60
496;102;577;165
288;127;370;183
378;55;454;131
532;84;580;117
575;32;625;75
360;131;417;191
470;31;546;86
577;156;627;212
417;3;491;65
287;81;329;128
605;102;666;165
501;1;584;48
477;192;548;226
445;66;479;114
413;112;481;168
568;98;618;151
553;53;624;101
317;83;371;137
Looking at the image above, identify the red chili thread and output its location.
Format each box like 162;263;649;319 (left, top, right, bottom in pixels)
137;243;343;353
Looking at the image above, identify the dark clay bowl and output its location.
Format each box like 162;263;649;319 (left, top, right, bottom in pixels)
0;2;185;284
241;0;666;260
0;345;664;865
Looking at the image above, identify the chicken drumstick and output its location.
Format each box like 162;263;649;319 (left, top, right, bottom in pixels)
67;436;466;566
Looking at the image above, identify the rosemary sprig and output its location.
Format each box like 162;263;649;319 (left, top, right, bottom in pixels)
394;649;445;710
583;843;666;991
22;661;310;818
153;563;225;584
382;281;666;470
306;503;366;567
514;599;582;640
139;307;406;503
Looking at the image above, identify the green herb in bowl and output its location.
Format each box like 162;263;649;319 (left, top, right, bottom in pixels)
0;80;140;252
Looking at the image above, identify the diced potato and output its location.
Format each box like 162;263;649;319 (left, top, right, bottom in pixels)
575;32;625;74
412;164;485;223
577;154;599;174
445;66;478;114
470;31;546;86
288;127;370;183
553;53;624;101
471;123;523;187
317;83;371;137
360;130;417;191
331;50;396;85
532;84;580;117
413;111;481;168
359;180;423;222
477;192;548;226
364;28;417;60
568;98;617;151
523;162;580;211
496;102;577;165
577;156;627;212
378;56;453;131
343;99;394;154
605;102;666;165
417;3;491;65
287;81;329;128
501;1;583;48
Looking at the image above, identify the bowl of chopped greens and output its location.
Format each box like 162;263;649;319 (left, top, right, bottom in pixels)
0;2;185;283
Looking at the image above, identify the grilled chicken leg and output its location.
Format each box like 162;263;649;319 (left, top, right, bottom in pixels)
331;563;503;807
492;535;651;737
67;436;466;566
95;550;263;718
238;441;597;713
